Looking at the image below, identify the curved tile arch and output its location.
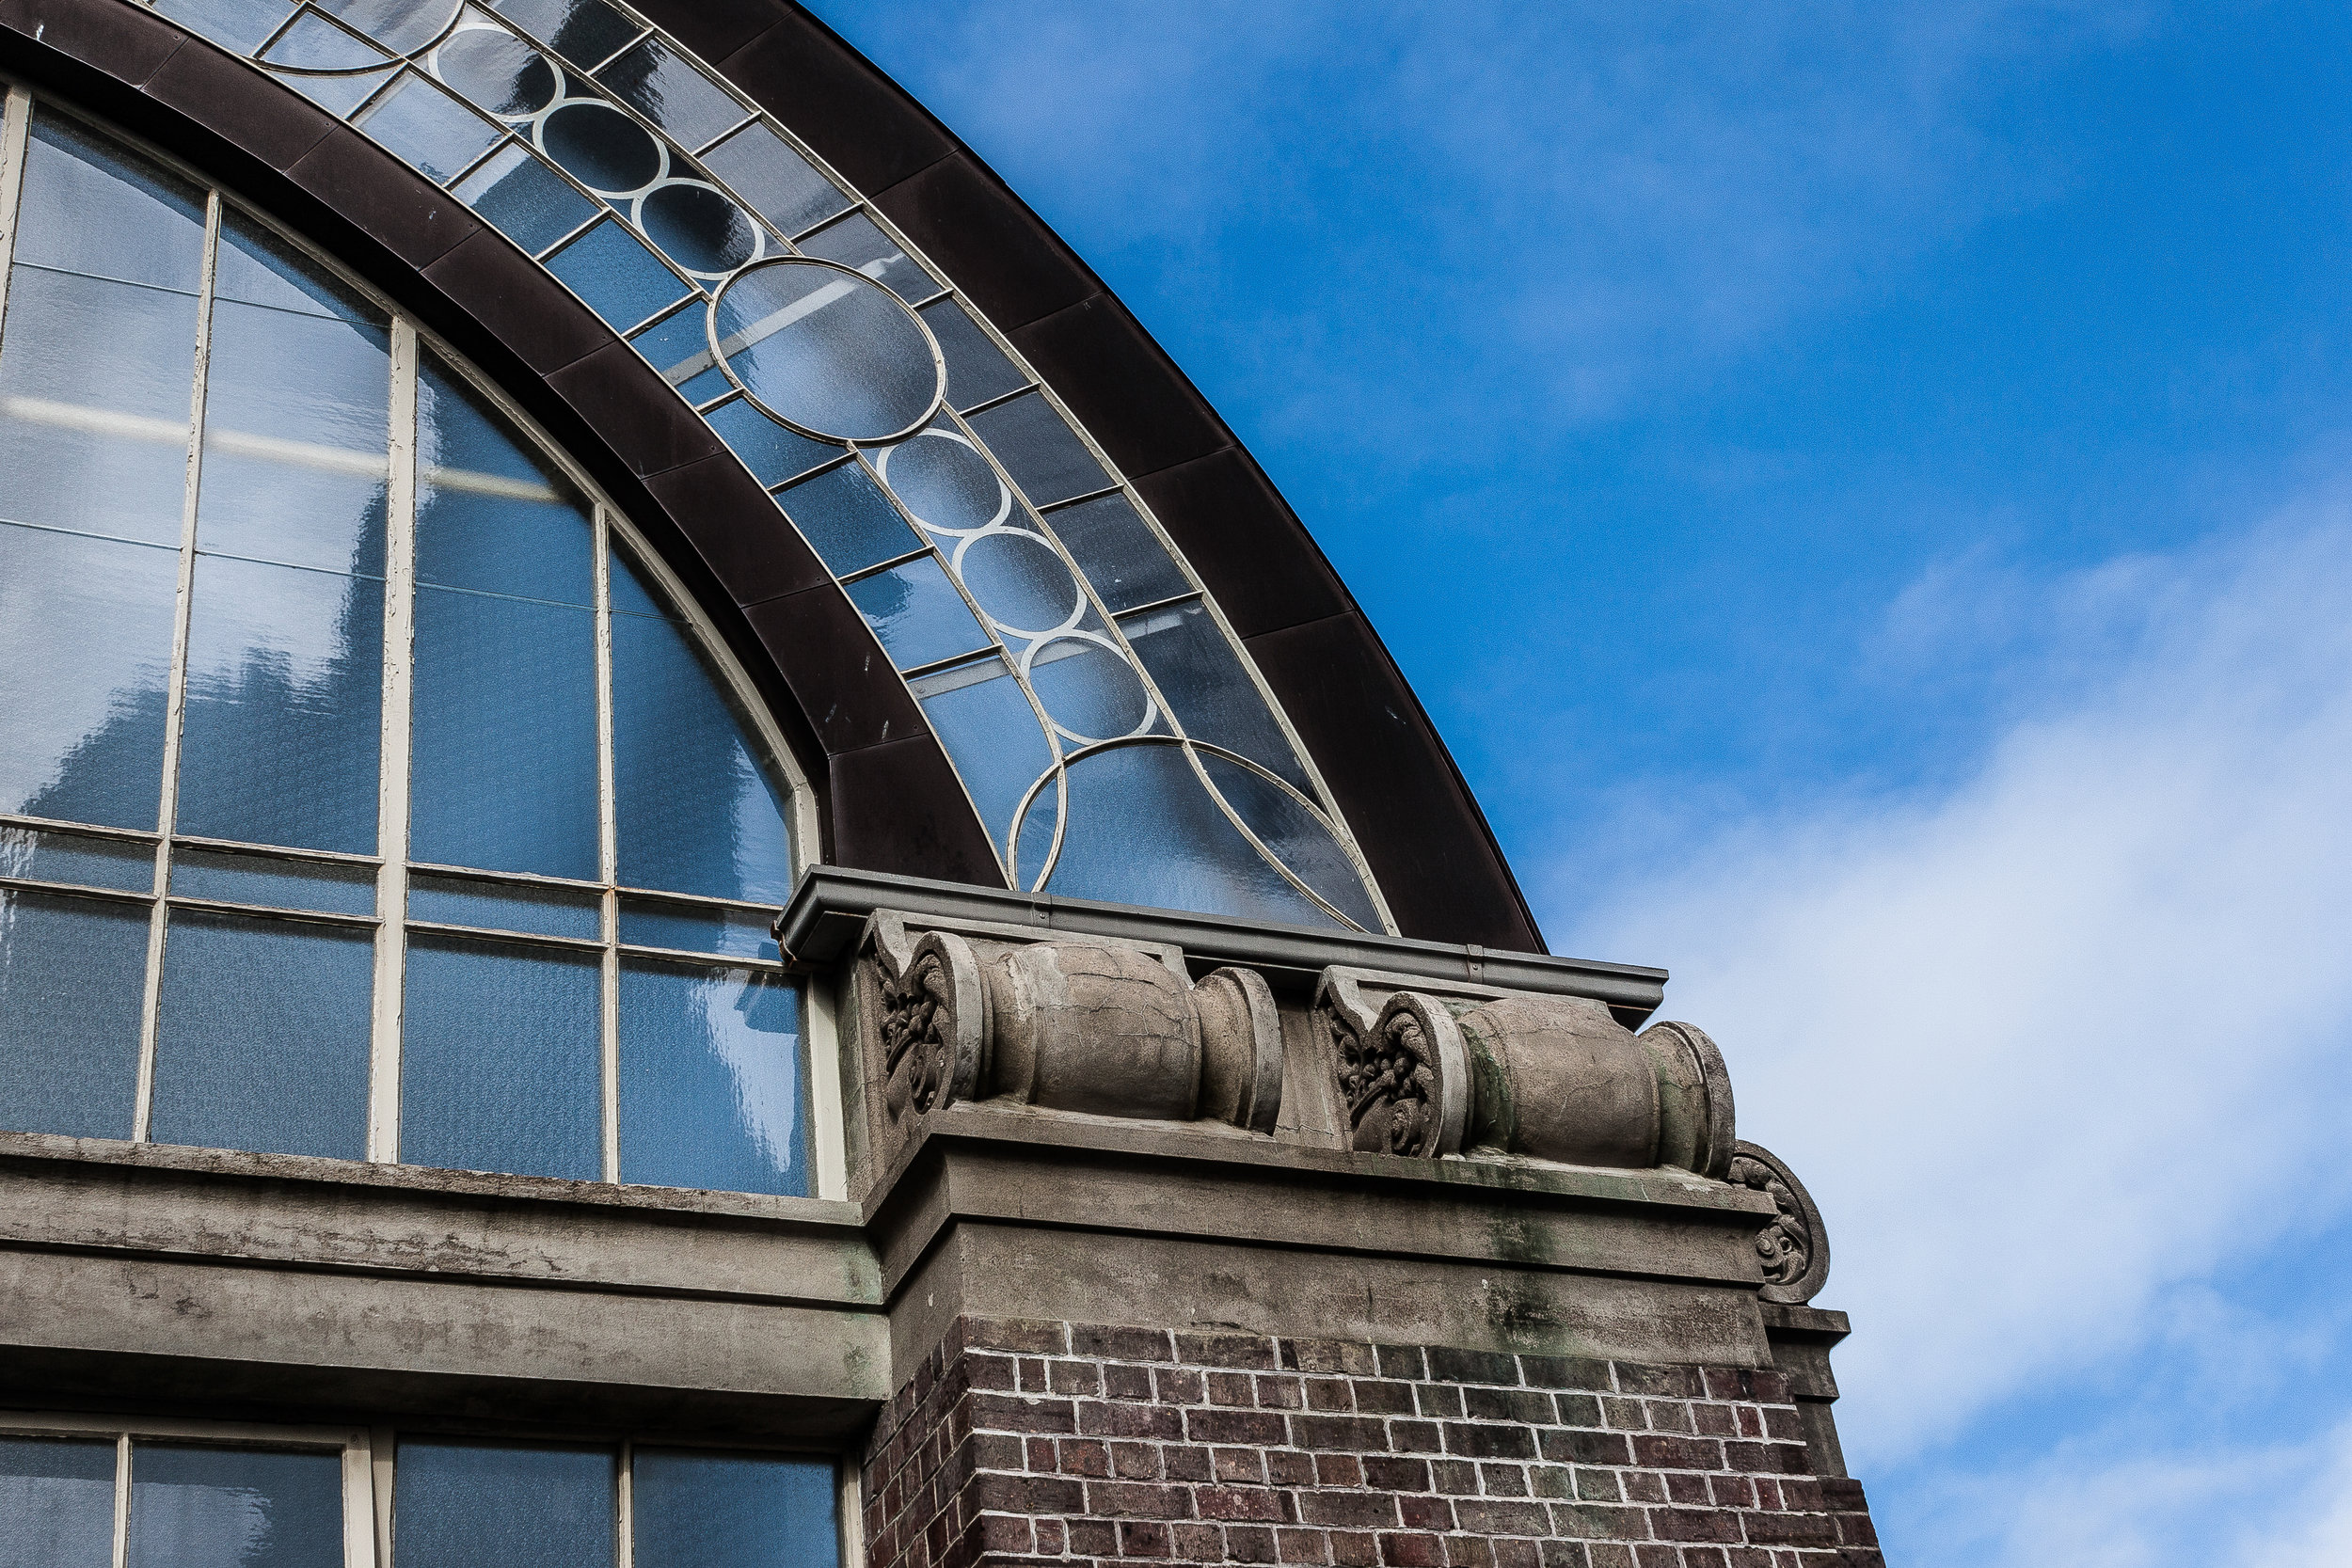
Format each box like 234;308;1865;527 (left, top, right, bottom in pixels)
141;0;1391;934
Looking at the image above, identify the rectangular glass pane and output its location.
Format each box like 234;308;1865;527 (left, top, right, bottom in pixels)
797;212;941;304
416;358;591;604
354;71;502;183
843;555;987;672
409;872;600;941
628;304;731;404
706;398;835;486
0;1435;115;1568
260;10;394;71
1119;598;1313;793
618;895;772;958
402;933;601;1180
17;109;207;291
631;1449;834;1568
619;960;804;1195
777;460;915;575
392;1441;614;1568
0;824;153;892
152;0;298;55
282;68;401;120
453;143;598;255
0;523;179;830
700;121;849;239
176;555;385;856
0;266;199;547
150;911;373;1160
962;391;1109;508
612;562;795;905
128;1444;342;1568
491;0;640;71
545;218;691;331
1043;493;1190;612
410;586;599;880
0;888;149;1139
169;848;375;915
594;37;743;150
917;297;1026;412
913;656;1053;861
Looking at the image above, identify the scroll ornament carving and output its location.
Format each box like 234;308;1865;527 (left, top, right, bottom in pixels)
880;945;953;1116
1337;1002;1443;1157
1727;1140;1830;1305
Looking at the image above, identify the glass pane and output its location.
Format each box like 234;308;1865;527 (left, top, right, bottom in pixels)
128;1444;342;1568
0;525;178;830
1031;743;1335;927
409;872;600;940
917;297;1025;412
317;0;465;54
16;109;206;290
631;1449;834;1568
392;1441;613;1568
491;0;640;71
1199;754;1380;930
431;22;562;119
353;71;502;183
176;555;385;856
962;390;1108;508
171;848;376;915
151;911;372;1160
611;567;794;904
410;586;599;880
402;934;601;1180
0;1435;115;1568
536;99;662;196
153;0;298;55
1027;637;1153;743
912;657;1054;863
957;531;1087;640
0;888;149;1138
639;179;763;283
416;358;590;604
0;825;153;892
618;896;771;958
1119;599;1312;793
544;218;689;331
701;121;848;239
619;960;803;1195
870;424;1010;537
1044;493;1190;612
596;37;742;150
260;10;396;71
0;267;199;548
843;555;987;672
776;460;915;575
452;143;596;254
705;398;834;485
628;304;732;403
712;260;939;443
796;212;941;304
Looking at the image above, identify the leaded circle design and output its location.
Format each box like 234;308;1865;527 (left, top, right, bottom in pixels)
872;429;1010;535
956;531;1086;641
430;24;558;116
1025;638;1154;744
539;99;663;196
709;258;944;445
640;182;762;277
320;0;466;55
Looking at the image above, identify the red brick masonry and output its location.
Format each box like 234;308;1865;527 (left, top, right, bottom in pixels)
863;1318;1883;1568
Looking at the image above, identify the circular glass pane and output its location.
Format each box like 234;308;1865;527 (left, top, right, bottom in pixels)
1028;639;1152;743
959;531;1084;639
540;102;663;196
322;0;464;55
640;182;761;277
875;428;1009;534
434;26;559;118
710;259;943;444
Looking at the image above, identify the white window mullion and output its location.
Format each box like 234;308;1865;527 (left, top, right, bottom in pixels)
596;505;621;1185
0;85;36;327
110;1432;131;1568
133;190;221;1143
342;1430;380;1568
615;1438;635;1568
369;321;420;1164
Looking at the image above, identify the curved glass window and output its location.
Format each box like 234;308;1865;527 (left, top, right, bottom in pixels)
140;0;1392;931
0;98;811;1195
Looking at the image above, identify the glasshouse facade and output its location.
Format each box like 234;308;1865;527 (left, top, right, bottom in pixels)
0;2;1883;1564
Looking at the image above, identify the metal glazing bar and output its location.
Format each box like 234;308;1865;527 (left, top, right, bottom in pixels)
613;942;787;972
532;207;607;263
0;877;155;906
0;813;161;844
613;886;791;915
1036;483;1124;514
407;859;604;894
583;28;654;77
135;190;222;1144
369;320;420;1164
596;505;622;1185
161;895;380;929
344;65;409;125
1104;590;1203;624
953;378;1035;420
763;449;860;492
442;128;517;191
404;919;607;956
836;545;936;585
171;832;381;867
897;646;1005;683
690;113;756;158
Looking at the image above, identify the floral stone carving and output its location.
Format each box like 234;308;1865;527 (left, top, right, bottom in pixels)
1728;1140;1830;1304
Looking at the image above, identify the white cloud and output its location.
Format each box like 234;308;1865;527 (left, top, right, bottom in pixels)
1560;498;2352;1465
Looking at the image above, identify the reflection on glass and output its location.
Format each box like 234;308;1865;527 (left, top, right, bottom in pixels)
595;37;742;150
433;24;561;118
872;425;1007;536
353;71;502;183
14;108;205;290
701;121;848;239
1199;755;1379;930
844;555;987;672
0;1435;116;1568
409;873;600;941
796;211;941;304
628;304;732;403
170;848;376;915
631;1449;835;1568
176;555;385;856
619;959;803;1194
126;1445;342;1568
618;896;772;958
545;217;689;330
1043;494;1189;613
1031;743;1333;928
393;1442;614;1568
958;531;1085;638
0;526;178;830
611;562;793;904
453;142;596;253
0;825;153;893
415;359;589;603
913;657;1054;862
962;390;1107;508
705;398;835;485
1028;639;1152;743
916;297;1025;412
712;259;940;443
777;460;915;575
402;934;601;1180
1118;599;1312;793
151;911;372;1159
492;0;641;71
0;889;149;1139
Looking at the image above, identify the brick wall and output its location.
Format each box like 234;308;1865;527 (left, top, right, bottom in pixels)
861;1318;1883;1568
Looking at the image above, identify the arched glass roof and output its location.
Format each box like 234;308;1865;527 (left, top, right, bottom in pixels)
142;0;1393;933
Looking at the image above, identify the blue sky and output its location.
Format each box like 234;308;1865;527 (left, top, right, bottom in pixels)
812;1;2352;1559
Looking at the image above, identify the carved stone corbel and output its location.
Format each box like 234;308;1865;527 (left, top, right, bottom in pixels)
1728;1140;1830;1304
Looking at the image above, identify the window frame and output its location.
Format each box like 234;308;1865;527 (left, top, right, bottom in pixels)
0;78;846;1200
